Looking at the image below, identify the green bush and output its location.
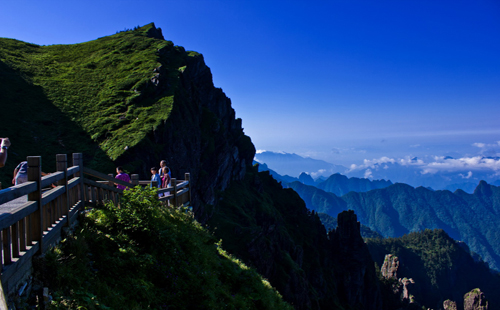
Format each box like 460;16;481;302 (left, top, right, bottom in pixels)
39;187;291;309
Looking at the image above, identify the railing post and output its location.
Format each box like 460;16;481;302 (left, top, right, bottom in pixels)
27;156;43;253
131;174;139;187
171;178;177;207
72;153;85;210
185;173;191;206
57;154;70;227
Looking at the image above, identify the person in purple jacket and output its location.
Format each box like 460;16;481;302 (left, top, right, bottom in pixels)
115;166;130;190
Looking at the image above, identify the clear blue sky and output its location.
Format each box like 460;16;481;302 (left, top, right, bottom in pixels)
2;0;500;166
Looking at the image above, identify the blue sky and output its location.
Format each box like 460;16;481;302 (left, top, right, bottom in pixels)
2;0;500;167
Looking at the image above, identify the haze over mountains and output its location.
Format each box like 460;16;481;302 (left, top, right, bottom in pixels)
257;150;500;271
255;150;500;193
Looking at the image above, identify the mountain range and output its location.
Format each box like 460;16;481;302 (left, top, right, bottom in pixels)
254;151;347;179
256;151;500;193
289;179;500;271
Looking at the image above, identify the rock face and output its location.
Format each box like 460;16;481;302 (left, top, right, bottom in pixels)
464;289;488;310
117;39;255;219
379;254;419;309
381;254;399;279
330;210;382;309
444;299;458;310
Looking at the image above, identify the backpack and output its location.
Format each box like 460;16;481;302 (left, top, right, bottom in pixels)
17;161;28;174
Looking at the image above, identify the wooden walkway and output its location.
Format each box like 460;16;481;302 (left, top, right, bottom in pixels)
0;153;191;301
0;197;28;215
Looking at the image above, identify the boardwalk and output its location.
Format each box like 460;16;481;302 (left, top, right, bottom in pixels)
0;196;28;214
0;153;191;302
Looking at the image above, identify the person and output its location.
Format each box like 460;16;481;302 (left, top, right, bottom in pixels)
159;160;172;178
0;138;11;168
150;167;161;189
115;166;130;190
12;160;28;185
161;166;171;196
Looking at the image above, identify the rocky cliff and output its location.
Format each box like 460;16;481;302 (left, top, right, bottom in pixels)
113;34;255;217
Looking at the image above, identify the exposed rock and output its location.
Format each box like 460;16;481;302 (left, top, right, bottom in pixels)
399;277;415;303
118;46;255;221
464;288;488;310
381;254;399;280
444;299;458;310
145;23;165;40
378;254;420;309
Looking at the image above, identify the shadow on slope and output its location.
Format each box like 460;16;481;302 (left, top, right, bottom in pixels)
0;59;113;186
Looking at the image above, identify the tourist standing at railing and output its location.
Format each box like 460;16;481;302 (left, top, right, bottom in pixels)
161;167;171;196
12;160;28;185
0;137;11;168
115;166;131;190
150;167;161;189
159;160;171;178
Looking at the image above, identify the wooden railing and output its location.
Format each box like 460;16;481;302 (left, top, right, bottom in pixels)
0;153;191;297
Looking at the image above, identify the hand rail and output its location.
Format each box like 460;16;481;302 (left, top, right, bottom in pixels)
0;153;192;298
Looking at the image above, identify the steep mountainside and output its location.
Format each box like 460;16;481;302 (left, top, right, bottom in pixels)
290;180;500;271
208;169;382;309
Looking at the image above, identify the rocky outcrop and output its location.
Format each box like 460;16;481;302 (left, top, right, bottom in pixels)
330;210;382;310
399;277;415;304
464;289;488;310
379;254;420;309
381;254;399;279
117;32;255;220
444;299;458;310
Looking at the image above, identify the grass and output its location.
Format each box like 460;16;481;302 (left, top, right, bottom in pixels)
0;23;189;165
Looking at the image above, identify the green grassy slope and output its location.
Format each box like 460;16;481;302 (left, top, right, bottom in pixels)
0;24;184;160
35;187;292;309
0;23;190;185
207;167;353;309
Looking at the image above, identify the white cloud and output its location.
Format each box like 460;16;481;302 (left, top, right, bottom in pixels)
349;154;500;177
256;149;266;154
364;169;373;179
460;171;473;179
310;169;327;179
472;141;500;148
421;156;500;175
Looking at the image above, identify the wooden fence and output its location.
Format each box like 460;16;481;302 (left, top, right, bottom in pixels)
0;153;191;297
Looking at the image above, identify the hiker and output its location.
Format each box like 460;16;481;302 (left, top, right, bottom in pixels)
161;167;171;197
12;160;28;185
115;166;131;190
150;167;161;189
0;138;11;168
159;160;171;178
